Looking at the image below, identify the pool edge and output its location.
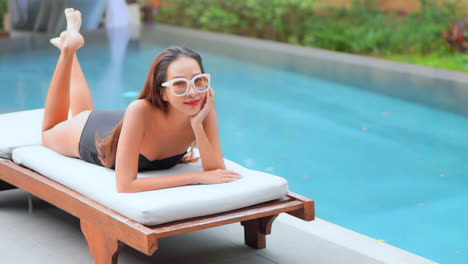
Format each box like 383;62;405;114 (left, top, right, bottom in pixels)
276;214;439;264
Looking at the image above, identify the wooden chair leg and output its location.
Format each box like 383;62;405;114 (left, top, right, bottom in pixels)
241;214;278;249
81;221;123;264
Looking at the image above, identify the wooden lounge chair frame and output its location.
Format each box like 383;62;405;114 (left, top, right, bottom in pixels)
0;160;315;264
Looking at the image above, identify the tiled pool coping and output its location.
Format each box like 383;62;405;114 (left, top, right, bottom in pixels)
277;214;437;264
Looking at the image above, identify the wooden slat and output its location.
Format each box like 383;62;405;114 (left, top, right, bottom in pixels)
151;198;303;238
0;160;315;256
0;161;158;255
286;192;315;221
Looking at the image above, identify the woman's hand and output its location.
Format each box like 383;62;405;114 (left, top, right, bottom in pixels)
190;88;214;130
194;169;243;184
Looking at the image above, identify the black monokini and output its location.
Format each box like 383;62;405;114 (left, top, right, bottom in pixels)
78;110;186;171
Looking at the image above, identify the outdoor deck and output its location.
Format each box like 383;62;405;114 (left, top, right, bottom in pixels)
0;189;436;264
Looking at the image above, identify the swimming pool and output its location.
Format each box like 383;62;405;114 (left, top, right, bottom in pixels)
1;25;467;264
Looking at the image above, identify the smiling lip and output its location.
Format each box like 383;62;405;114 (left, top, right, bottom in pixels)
184;100;200;106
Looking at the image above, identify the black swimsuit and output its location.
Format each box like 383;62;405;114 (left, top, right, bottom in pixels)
78;110;186;171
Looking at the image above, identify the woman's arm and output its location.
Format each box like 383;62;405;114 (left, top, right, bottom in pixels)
191;89;226;171
193;106;225;171
115;101;197;193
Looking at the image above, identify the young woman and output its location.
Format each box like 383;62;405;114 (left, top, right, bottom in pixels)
42;8;242;193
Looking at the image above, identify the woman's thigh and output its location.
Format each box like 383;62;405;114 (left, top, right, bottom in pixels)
42;110;92;158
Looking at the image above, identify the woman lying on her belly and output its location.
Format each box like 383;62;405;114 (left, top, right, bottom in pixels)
41;8;242;193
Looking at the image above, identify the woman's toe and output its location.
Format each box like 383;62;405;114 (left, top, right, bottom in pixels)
64;8;74;16
50;37;60;47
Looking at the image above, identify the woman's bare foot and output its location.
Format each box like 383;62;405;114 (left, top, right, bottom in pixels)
65;8;82;32
50;36;61;48
50;8;84;51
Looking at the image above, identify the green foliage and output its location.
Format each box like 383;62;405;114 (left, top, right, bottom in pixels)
158;0;315;42
305;0;462;55
0;0;7;30
157;0;466;60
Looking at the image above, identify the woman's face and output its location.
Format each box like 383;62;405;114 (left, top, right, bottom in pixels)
163;56;207;116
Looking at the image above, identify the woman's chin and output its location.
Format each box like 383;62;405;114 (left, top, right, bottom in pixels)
172;102;202;117
189;108;201;116
180;106;200;116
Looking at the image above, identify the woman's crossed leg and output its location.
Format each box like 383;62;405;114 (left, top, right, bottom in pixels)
42;8;94;158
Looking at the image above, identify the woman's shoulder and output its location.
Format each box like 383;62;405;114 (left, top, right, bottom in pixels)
126;99;151;111
124;99;162;123
127;99;161;115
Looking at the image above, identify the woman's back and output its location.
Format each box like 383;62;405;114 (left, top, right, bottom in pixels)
79;109;188;171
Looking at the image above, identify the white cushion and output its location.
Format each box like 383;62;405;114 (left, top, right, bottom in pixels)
0;109;43;149
13;146;288;225
2;109;289;225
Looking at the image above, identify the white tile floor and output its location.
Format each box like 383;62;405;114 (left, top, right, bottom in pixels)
0;189;436;264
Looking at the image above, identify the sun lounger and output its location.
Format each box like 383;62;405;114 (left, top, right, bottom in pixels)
0;109;315;264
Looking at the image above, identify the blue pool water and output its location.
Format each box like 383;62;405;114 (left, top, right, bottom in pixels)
1;28;467;263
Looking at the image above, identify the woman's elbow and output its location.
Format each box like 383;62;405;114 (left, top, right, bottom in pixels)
203;163;226;171
117;181;136;193
117;186;133;193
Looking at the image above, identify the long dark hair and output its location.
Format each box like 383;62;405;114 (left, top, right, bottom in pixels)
96;46;204;168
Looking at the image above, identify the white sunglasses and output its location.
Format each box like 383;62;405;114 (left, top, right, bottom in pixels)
162;73;211;97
